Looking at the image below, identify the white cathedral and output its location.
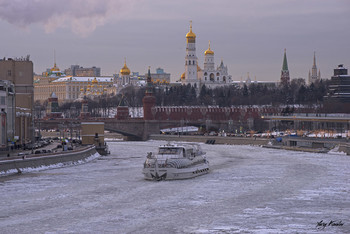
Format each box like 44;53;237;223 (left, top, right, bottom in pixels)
181;22;232;88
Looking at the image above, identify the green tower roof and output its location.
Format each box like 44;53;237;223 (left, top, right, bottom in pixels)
282;48;288;71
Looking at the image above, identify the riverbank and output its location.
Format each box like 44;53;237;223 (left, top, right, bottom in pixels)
0;146;99;175
149;134;350;155
149;134;269;145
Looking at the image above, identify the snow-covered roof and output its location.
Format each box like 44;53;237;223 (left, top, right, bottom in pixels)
51;76;114;83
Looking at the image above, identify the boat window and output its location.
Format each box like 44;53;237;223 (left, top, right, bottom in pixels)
158;148;181;154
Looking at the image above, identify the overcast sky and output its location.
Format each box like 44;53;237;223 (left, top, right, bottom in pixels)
0;0;349;82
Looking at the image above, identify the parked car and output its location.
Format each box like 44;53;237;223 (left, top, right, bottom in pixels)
24;144;34;150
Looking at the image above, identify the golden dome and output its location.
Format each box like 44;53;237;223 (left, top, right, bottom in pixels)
204;40;214;55
80;88;84;92
186;30;196;39
92;77;98;84
87;88;91;92
120;59;131;75
50;63;60;72
181;72;185;80
186;21;196;43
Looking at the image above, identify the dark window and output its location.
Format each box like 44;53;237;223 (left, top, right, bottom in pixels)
210;73;214;81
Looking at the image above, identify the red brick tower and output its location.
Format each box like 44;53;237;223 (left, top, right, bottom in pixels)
44;92;62;119
79;96;90;119
280;48;290;84
115;95;129;120
142;67;156;120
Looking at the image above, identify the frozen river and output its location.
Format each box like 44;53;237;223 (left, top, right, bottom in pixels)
1;141;350;233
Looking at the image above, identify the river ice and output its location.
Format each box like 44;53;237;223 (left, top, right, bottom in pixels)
1;140;350;233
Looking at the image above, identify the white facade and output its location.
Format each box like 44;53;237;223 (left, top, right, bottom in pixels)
182;23;232;88
184;22;198;86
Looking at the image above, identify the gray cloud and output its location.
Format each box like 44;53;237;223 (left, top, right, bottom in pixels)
0;0;130;36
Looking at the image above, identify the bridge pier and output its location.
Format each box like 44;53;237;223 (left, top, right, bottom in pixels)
124;135;142;141
142;121;160;140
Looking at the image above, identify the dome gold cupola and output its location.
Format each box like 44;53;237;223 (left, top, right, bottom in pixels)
50;63;59;72
91;77;98;84
120;59;131;76
186;21;196;43
181;72;185;80
204;40;214;55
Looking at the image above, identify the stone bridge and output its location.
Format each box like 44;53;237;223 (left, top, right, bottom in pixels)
35;118;238;141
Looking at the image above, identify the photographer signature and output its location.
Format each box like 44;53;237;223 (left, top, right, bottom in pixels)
316;220;344;229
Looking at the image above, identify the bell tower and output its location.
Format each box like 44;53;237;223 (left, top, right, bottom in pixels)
184;21;198;86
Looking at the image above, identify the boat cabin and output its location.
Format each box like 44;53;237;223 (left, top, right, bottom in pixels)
158;144;198;158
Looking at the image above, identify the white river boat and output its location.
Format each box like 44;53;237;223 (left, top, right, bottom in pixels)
143;143;210;180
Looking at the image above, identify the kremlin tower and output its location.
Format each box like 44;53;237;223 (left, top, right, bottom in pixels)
142;67;156;120
280;49;290;84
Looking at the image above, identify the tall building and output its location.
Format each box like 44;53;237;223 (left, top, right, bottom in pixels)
280;49;290;84
326;64;350;102
64;65;101;77
0;57;34;147
184;21;198;86
308;52;321;84
0;80;15;153
182;22;232;88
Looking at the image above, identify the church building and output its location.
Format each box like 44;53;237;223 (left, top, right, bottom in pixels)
181;22;232;88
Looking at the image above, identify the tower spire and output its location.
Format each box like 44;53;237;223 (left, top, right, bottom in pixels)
281;48;290;84
313;51;316;66
146;66;153;94
309;51;319;84
282;48;288;71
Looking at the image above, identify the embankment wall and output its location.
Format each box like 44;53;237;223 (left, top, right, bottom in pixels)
149;134;269;145
0;146;98;174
